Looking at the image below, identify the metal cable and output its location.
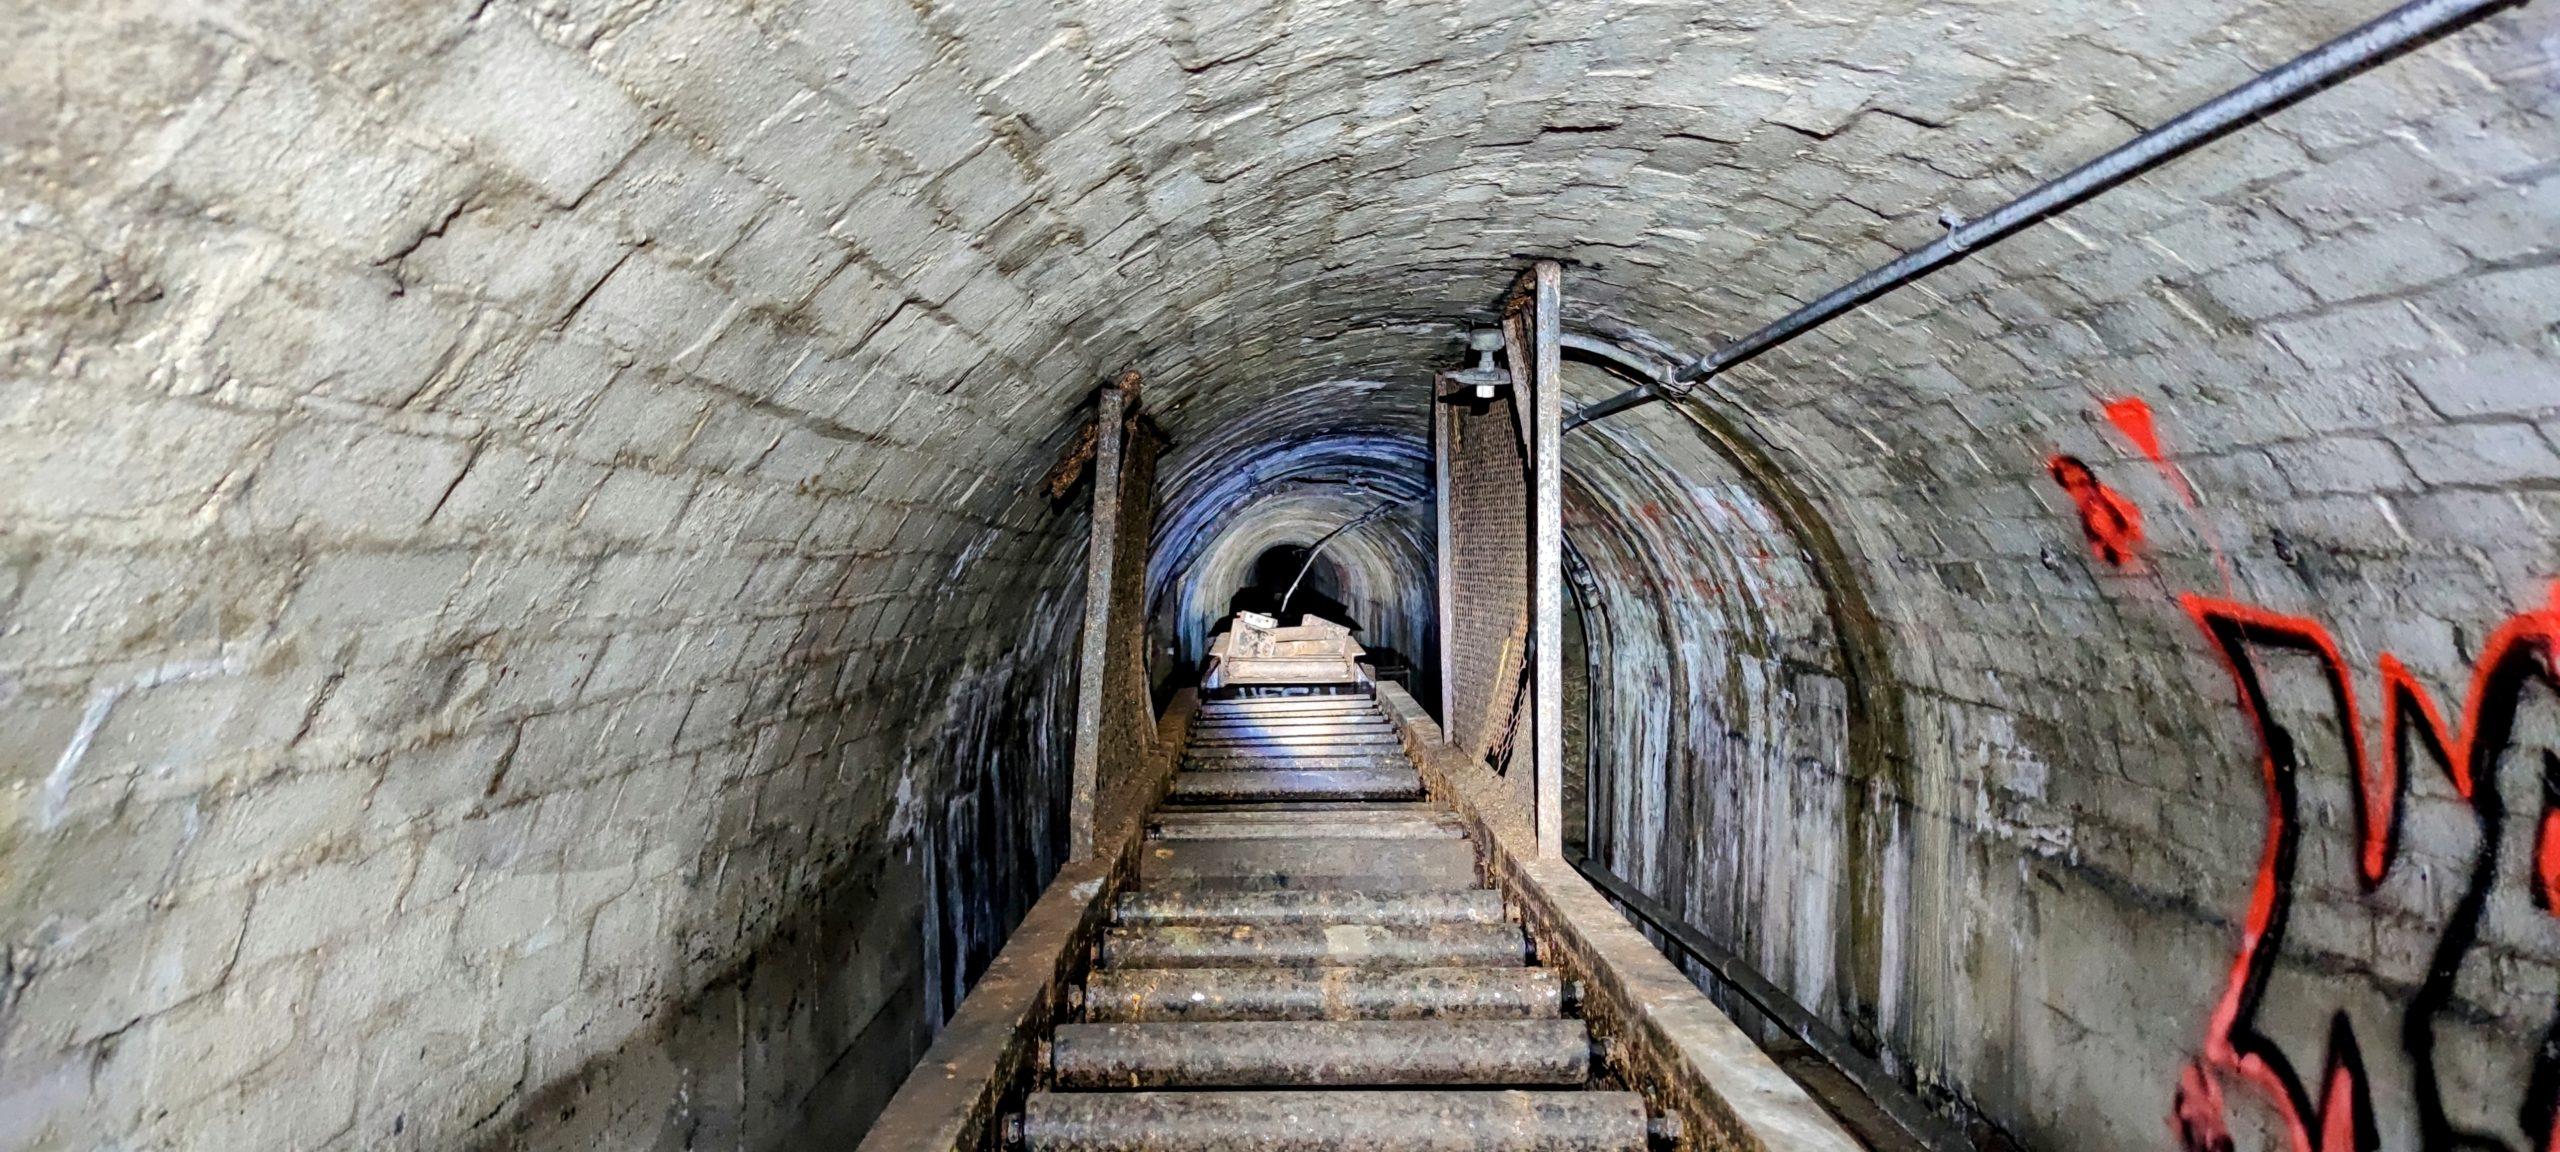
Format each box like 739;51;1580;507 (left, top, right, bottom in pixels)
1565;0;2527;431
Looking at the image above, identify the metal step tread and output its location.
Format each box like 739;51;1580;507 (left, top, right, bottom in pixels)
1045;1019;1592;1088
1013;1090;1652;1152
1145;821;1463;842
1113;889;1504;926
1179;756;1415;772
1102;922;1530;969
1137;837;1479;894
1078;965;1564;1022
1165;769;1423;804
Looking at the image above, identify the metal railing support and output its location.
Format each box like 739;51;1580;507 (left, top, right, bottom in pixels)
1565;0;2529;431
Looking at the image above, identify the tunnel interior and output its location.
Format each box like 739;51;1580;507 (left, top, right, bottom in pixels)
1226;544;1352;632
5;1;2558;1150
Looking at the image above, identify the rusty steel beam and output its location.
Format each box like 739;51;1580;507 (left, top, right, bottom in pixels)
1046;1020;1591;1088
1079;966;1563;1023
1112;889;1503;927
1102;923;1528;969
1530;262;1564;861
1013;1090;1652;1152
1067;380;1131;863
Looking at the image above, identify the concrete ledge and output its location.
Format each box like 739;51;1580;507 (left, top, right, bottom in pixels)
1374;684;1862;1152
853;692;1197;1152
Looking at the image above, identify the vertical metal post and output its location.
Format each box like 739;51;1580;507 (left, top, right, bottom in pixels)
1433;385;1457;742
1529;261;1564;860
1068;384;1128;863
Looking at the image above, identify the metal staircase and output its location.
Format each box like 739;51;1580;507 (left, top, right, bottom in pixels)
1006;694;1673;1152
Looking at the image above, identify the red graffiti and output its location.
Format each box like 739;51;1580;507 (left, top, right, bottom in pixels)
2047;454;2145;567
2107;396;2169;465
2175;586;2560;1152
2540;806;2560;913
2176;1062;2237;1152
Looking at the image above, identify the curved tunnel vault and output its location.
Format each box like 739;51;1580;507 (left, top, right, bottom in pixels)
5;0;2557;1150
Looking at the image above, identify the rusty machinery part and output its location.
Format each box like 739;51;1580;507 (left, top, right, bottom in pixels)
1079;966;1565;1023
1009;1090;1659;1152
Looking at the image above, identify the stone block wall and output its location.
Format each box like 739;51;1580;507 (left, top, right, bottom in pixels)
1;3;1096;1147
7;0;2557;1149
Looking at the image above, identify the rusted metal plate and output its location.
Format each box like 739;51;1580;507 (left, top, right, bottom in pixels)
1137;838;1477;892
1101;923;1528;969
1015;1089;1649;1152
1080;966;1563;1023
1047;1020;1591;1088
1112;889;1503;927
1164;769;1423;803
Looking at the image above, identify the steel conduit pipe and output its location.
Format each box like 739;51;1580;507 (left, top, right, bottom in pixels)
1564;0;2531;431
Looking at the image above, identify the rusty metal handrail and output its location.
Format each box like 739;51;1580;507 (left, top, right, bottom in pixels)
1565;0;2529;432
1569;855;1973;1152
